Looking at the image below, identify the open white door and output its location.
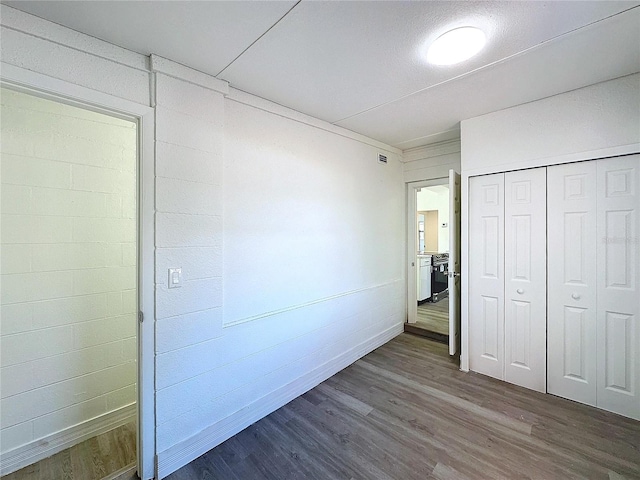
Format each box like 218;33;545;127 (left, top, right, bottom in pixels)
448;170;462;355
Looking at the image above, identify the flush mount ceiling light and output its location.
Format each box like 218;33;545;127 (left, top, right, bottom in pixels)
426;27;486;66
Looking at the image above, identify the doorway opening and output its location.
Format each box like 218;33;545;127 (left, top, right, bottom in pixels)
406;171;461;356
0;86;139;479
409;185;450;341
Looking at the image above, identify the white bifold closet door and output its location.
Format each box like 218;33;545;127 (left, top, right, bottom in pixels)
468;168;546;392
548;156;639;420
547;160;598;406
469;173;505;380
504;168;547;392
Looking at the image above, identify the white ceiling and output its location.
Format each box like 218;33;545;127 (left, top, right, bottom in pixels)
4;1;640;150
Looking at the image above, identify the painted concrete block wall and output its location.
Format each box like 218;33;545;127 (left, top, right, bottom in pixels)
153;72;226;454
1;8;406;477
153;76;405;475
461;73;640;175
0;88;137;454
0;6;150;106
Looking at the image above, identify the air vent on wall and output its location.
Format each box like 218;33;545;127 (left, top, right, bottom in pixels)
378;153;388;164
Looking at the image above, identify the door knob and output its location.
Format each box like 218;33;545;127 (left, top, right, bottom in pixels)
571;293;581;300
516;288;524;294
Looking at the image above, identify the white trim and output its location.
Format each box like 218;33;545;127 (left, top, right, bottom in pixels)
0;5;148;71
137;77;157;480
460;169;470;372
0;62;149;118
395;129;461;151
150;54;229;95
226;87;402;156
0;62;156;480
0;404;136;476
224;280;401;327
155;323;403;479
462;143;640;177
402;139;461;163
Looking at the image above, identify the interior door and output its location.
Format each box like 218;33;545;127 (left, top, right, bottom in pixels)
448;170;461;355
468;173;505;380
596;155;640;420
547;161;597;406
504;167;547;393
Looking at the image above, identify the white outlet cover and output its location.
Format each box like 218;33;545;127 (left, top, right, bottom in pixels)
168;268;182;288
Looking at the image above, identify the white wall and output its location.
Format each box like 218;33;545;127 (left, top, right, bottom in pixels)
1;7;407;479
459;73;640;373
224;99;403;324
0;89;137;456
461;73;640;175
416;187;449;253
153;76;405;477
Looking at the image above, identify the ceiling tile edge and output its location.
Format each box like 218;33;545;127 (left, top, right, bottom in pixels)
150;54;229;96
402;139;461;163
1;4;148;71
227;87;402;155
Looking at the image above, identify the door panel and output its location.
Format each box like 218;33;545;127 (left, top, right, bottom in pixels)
481;296;500;359
596;156;639;420
449;170;461;355
509;300;531;368
482;216;500;277
547;161;597;406
504;168;546;392
563;306;588;381
469;173;505;380
604;312;633;393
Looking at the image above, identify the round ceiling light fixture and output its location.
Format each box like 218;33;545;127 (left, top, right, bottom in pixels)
426;27;486;66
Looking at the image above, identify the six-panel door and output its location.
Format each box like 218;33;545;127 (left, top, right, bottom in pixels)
504;168;547;393
596;156;639;420
547;161;598;406
469;173;505;380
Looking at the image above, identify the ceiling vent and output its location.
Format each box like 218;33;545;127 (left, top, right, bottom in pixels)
378;153;388;164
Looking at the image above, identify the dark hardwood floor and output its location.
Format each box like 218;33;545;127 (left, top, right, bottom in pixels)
166;334;640;480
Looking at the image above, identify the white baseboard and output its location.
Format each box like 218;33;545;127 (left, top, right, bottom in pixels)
0;403;136;476
156;323;403;478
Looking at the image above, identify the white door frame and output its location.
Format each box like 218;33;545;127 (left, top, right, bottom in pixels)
1;63;156;480
406;178;447;324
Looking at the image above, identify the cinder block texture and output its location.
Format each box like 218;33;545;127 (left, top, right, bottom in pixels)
0;88;138;454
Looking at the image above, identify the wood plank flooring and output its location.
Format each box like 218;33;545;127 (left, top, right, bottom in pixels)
166;334;640;480
416;299;449;334
405;299;449;342
2;422;136;480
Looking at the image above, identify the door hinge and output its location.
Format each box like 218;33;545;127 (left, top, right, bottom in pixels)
138;311;144;323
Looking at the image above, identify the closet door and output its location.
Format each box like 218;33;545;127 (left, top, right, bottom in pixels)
596;156;640;420
504;168;547;392
547;161;597;405
469;173;505;380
